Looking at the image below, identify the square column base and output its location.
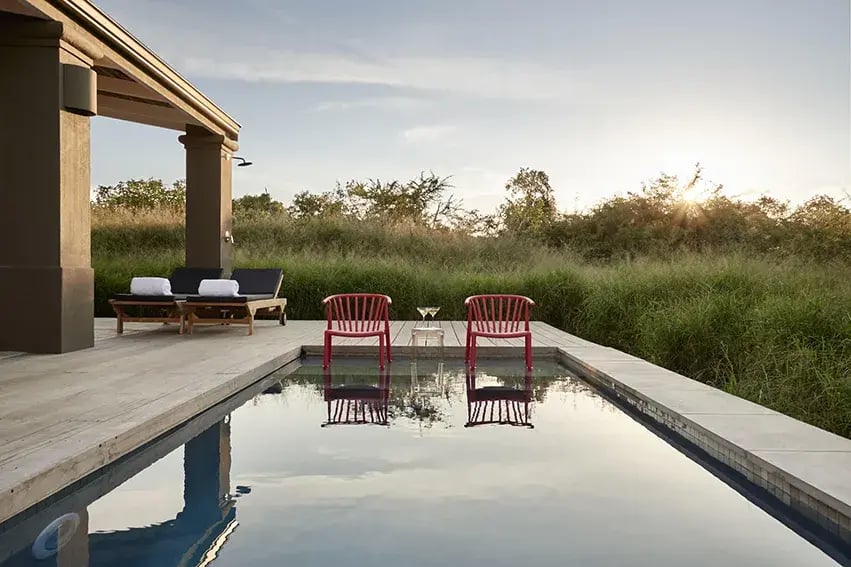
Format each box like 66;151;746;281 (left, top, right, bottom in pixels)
0;266;94;353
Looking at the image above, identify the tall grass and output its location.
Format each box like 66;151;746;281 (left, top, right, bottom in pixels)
92;210;851;438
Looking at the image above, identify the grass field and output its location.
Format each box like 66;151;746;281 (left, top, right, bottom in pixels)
92;209;851;438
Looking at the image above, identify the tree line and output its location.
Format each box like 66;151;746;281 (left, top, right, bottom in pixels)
92;165;850;261
91;167;558;234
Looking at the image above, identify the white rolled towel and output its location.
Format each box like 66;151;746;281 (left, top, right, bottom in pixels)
198;279;240;297
130;277;172;296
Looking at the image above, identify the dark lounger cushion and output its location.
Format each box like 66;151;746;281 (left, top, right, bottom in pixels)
231;268;283;295
184;293;276;304
170;267;224;294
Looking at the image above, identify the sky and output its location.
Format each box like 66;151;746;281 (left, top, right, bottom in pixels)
91;0;851;213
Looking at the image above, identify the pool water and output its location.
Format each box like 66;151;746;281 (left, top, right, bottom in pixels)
0;358;842;566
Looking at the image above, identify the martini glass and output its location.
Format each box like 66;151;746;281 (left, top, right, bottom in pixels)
416;306;429;326
426;306;441;327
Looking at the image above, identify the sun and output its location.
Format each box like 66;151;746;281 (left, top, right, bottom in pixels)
681;184;705;204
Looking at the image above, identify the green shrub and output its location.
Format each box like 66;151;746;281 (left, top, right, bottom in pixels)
91;212;851;438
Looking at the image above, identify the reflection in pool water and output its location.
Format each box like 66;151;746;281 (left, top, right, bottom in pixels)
465;368;534;428
0;416;237;567
320;364;535;429
322;367;391;426
0;358;843;566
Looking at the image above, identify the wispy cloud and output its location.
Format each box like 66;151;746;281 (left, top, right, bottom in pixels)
401;125;457;143
313;96;431;112
106;1;580;102
179;51;574;101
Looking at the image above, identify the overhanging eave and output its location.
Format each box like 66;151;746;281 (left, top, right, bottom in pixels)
18;0;240;141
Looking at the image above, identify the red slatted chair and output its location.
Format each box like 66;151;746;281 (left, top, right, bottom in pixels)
465;294;535;371
322;293;392;370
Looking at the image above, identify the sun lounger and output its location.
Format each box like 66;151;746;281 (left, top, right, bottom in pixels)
181;268;287;335
109;267;223;334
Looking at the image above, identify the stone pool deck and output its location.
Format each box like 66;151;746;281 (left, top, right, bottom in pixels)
0;318;849;548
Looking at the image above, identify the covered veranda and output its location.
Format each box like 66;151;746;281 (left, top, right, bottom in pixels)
0;0;241;353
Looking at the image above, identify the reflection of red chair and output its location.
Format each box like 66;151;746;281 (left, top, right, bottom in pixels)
465;369;533;428
322;293;392;370
464;294;535;371
322;368;390;426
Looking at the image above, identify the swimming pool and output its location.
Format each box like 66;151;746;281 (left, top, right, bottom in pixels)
0;358;844;566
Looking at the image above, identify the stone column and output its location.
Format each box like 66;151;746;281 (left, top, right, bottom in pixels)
0;16;99;353
179;126;237;275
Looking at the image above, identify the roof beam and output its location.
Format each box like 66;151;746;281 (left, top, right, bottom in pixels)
20;0;240;140
97;92;192;131
97;73;167;102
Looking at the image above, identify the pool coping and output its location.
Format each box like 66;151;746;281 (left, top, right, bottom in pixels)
553;345;851;549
